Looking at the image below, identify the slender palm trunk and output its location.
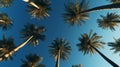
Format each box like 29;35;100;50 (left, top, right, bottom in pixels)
55;50;61;67
4;35;33;57
0;20;5;23
80;3;120;13
91;46;119;67
23;0;39;9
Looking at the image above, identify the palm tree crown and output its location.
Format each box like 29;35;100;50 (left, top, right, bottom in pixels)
27;0;51;19
20;23;45;45
21;54;45;67
0;12;13;30
0;0;13;7
0;35;16;61
49;38;72;60
63;0;89;25
49;38;72;67
97;12;120;31
108;38;120;53
77;30;105;55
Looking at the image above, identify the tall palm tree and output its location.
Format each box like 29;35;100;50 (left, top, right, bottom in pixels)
97;12;120;31
72;64;82;67
76;30;119;67
0;35;16;61
108;38;120;53
23;0;51;19
63;0;120;26
0;0;13;7
21;53;45;67
1;23;45;60
49;38;72;67
0;12;13;30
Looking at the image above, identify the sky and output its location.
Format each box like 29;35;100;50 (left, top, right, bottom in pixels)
0;0;120;67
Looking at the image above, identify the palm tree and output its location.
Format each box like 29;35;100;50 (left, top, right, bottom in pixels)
108;38;120;53
0;35;16;61
23;0;51;19
21;53;45;67
49;38;72;67
97;12;120;31
1;23;45;60
0;12;13;30
76;30;119;67
0;0;13;7
63;0;120;26
72;64;82;67
63;0;89;25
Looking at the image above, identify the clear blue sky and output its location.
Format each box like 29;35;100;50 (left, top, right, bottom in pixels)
0;0;120;67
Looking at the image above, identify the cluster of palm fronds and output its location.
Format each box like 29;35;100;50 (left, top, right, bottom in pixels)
1;0;120;67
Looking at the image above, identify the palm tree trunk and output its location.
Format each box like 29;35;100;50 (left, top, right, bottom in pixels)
91;46;119;67
80;3;120;13
4;35;33;58
23;0;39;9
55;50;61;67
0;20;5;23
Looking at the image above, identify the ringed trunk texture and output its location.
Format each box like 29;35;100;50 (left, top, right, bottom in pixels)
55;50;61;67
4;35;33;57
92;46;119;67
80;3;120;13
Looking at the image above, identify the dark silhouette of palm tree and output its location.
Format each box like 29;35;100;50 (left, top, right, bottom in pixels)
63;0;120;26
21;53;45;67
0;35;16;61
108;38;120;53
2;23;45;60
0;12;13;30
97;12;120;31
0;0;13;7
76;30;119;67
23;0;51;19
49;38;72;67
